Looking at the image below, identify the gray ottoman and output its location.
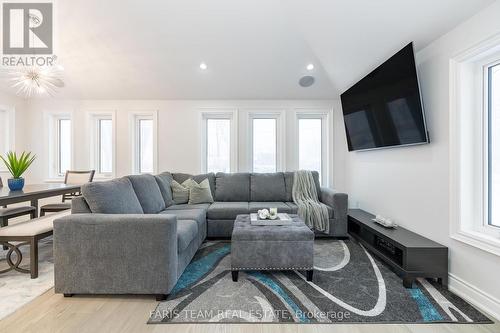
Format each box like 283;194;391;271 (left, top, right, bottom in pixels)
231;214;314;281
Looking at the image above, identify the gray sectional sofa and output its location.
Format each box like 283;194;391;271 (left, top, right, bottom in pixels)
53;171;347;299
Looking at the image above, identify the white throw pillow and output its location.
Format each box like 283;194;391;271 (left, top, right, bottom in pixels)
170;179;190;204
184;178;214;204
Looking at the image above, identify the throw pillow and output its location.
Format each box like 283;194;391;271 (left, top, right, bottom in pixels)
185;178;214;204
171;179;190;204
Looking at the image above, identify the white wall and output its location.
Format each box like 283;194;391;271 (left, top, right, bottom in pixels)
343;0;500;318
19;99;346;190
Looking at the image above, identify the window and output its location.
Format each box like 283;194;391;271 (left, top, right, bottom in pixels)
0;108;14;167
98;119;113;174
138;119;153;173
88;111;115;177
201;110;237;173
296;110;330;185
206;119;231;173
449;38;500;256
299;118;322;179
253;118;277;173
58;119;72;175
131;111;157;174
488;63;500;227
45;112;71;179
0;110;8;156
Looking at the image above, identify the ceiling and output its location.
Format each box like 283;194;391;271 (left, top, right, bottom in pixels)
20;0;497;99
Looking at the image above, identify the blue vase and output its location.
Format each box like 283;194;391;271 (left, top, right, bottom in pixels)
8;178;25;191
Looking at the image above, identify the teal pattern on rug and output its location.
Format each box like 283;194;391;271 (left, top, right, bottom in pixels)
408;287;443;321
170;244;230;295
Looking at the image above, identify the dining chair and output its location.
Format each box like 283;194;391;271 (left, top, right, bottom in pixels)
0;176;37;249
40;170;95;217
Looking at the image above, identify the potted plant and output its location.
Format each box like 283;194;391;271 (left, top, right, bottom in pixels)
0;151;36;191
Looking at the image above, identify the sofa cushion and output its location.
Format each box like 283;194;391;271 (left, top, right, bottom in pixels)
176;220;198;252
126;174;165;214
184;178;214;204
250;173;286;201
172;173;216;198
166;203;211;211
286;202;333;218
160;208;206;231
249;202;294;214
284;171;321;201
215;173;250;202
81;177;144;214
284;172;294;202
207;202;249;220
155;172;175;207
171;180;190;204
284;202;299;214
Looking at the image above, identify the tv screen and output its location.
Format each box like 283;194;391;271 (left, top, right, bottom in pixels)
340;42;429;151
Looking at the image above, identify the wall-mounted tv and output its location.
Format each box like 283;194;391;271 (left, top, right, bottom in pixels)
340;42;429;152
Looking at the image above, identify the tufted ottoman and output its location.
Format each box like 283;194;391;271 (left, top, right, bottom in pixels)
231;214;314;281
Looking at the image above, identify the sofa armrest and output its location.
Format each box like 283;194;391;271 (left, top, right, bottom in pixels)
53;214;178;295
320;187;348;220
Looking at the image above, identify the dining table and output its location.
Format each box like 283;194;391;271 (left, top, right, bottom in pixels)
0;183;81;218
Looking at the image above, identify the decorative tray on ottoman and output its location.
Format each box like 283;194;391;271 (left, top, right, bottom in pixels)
250;213;295;226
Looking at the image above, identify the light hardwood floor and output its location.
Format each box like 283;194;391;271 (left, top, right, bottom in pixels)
0;288;497;333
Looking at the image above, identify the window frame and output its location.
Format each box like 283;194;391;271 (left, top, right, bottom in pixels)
0;106;15;173
449;35;500;256
247;110;285;173
200;109;238;173
130;110;158;175
88;110;116;179
484;58;500;231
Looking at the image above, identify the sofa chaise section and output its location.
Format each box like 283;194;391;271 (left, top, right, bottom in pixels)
54;175;206;299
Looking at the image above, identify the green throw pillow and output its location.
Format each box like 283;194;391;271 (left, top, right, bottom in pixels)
171;179;190;204
184;178;214;204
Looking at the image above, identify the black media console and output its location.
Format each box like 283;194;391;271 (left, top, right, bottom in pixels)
348;209;448;288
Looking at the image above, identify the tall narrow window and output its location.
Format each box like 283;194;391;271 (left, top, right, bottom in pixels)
45;112;71;179
299;118;322;180
58;119;71;175
252;118;277;173
489;63;500;227
98;119;113;174
138;119;154;173
201;110;237;173
206;119;231;173
0;110;7;156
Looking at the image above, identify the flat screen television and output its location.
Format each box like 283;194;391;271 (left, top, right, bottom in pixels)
340;42;429;151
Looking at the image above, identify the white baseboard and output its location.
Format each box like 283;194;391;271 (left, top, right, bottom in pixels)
449;273;500;321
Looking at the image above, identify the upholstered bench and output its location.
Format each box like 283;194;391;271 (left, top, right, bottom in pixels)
231;214;314;281
0;210;69;278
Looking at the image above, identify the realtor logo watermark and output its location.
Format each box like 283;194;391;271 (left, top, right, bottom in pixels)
2;2;56;66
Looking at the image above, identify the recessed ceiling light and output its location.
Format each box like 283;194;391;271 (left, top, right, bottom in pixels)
199;62;208;70
306;63;314;71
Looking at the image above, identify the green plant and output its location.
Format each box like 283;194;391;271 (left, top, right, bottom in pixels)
0;151;36;179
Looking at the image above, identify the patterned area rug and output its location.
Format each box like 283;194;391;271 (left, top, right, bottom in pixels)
149;240;492;324
0;236;54;320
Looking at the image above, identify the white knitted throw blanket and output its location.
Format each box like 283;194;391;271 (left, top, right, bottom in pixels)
292;170;330;233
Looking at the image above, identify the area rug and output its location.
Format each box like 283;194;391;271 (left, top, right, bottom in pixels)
148;239;492;324
0;236;54;320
